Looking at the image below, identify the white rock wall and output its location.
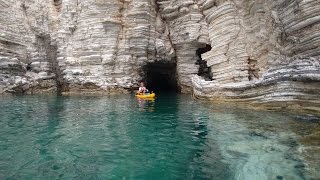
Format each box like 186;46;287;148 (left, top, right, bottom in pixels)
56;0;176;93
158;0;210;92
0;0;176;94
0;0;59;93
192;0;320;113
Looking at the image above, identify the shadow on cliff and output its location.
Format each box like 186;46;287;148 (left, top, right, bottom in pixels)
143;61;178;93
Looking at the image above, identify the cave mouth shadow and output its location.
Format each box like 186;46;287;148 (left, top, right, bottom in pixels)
142;61;179;93
196;44;213;81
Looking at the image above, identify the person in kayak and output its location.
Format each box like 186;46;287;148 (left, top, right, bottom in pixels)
138;81;150;94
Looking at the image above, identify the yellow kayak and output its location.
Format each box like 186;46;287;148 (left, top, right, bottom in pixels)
136;93;156;98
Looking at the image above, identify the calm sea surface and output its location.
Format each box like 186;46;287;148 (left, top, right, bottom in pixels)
0;94;319;179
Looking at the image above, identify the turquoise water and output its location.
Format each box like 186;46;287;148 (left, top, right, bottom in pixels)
0;94;319;179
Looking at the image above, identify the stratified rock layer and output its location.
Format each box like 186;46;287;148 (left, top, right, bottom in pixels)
0;0;319;113
58;0;175;93
192;0;320;114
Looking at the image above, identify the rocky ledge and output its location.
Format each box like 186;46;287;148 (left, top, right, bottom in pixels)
0;0;319;113
192;57;320;114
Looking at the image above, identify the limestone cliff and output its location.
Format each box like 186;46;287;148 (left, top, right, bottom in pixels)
191;0;320;113
0;0;319;112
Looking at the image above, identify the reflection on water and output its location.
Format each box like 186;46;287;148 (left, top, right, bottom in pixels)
136;97;155;112
0;94;319;179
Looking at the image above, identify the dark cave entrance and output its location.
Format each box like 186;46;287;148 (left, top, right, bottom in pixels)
196;44;213;81
142;61;178;93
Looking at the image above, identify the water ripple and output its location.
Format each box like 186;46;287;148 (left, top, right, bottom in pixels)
0;94;319;179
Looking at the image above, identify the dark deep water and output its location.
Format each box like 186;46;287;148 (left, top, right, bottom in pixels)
0;94;319;179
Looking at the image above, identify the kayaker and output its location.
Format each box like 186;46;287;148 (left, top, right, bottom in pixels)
138;81;149;94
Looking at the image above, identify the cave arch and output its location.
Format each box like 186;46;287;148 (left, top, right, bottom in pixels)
142;61;178;93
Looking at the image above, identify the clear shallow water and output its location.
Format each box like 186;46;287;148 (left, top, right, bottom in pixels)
0;94;319;179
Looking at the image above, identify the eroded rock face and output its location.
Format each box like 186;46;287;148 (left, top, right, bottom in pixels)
0;0;176;94
58;0;175;93
0;0;319;112
0;0;59;94
192;0;320;113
